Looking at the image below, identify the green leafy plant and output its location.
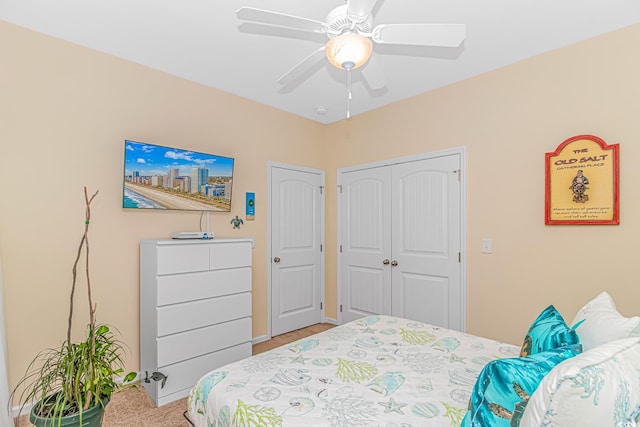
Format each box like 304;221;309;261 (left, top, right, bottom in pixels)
11;187;136;424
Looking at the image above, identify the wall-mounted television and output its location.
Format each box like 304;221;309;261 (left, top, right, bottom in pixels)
123;140;234;212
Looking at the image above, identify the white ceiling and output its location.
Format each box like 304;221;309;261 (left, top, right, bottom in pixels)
2;1;639;124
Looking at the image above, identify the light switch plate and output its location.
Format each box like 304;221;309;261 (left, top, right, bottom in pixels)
482;238;492;254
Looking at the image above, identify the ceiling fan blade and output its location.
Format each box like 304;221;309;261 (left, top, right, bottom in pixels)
236;7;327;34
361;55;385;90
372;23;466;47
347;0;379;19
277;47;327;85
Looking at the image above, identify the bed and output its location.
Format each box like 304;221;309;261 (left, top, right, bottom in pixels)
186;315;520;426
186;292;640;427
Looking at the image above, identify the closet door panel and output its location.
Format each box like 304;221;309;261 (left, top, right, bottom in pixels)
340;167;392;323
391;272;449;327
391;155;462;329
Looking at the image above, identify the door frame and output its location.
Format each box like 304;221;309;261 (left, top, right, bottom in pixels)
336;146;467;330
0;256;13;426
267;161;326;340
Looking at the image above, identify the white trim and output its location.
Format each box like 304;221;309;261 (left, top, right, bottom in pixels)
323;317;338;325
0;256;14;426
337;147;467;331
11;403;29;420
459;147;468;331
338;146;466;173
267;161;326;340
336;170;343;325
267;163;273;341
252;334;270;345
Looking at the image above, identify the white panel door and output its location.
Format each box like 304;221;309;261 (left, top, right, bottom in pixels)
391;156;462;329
271;166;323;336
340;167;392;324
339;152;463;331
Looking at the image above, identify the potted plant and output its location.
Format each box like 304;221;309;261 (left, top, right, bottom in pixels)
11;188;135;427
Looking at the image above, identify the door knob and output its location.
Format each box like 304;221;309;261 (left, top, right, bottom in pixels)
273;257;281;263
391;260;398;266
382;259;390;265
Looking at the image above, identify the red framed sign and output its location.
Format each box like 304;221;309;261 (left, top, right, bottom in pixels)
545;135;619;225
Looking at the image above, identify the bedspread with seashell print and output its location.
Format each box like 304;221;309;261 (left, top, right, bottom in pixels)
188;315;519;427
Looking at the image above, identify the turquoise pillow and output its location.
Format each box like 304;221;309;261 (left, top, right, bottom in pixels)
461;346;580;427
520;305;580;356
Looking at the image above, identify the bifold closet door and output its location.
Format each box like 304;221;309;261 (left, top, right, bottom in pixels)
340;166;392;324
340;154;462;330
390;156;462;330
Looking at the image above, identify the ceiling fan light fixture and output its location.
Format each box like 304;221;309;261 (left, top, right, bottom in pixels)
325;33;373;70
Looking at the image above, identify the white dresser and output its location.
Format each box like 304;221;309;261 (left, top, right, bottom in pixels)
140;238;253;406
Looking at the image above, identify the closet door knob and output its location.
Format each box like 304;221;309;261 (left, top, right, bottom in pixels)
273;257;281;263
382;259;390;265
391;260;398;266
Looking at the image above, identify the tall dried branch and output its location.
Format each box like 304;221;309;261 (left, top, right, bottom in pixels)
67;187;99;346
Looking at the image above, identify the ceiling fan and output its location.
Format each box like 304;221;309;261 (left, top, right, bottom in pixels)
236;0;466;117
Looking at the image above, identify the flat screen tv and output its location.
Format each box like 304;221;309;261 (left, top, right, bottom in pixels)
123;140;234;212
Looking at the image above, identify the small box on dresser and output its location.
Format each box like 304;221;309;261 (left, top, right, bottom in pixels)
140;237;253;406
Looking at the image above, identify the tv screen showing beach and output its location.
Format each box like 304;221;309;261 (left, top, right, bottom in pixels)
123;140;234;212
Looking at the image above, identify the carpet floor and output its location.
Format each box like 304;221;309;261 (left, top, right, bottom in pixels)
14;323;336;426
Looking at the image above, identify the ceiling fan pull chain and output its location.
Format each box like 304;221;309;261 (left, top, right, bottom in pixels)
347;67;352;119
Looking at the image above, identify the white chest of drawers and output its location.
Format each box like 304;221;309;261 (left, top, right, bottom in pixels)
140;238;253;406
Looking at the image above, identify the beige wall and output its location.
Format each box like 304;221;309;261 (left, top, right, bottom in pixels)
0;21;324;391
323;23;640;344
2;19;639;394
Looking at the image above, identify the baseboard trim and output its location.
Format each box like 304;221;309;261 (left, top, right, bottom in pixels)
252;318;338;345
11;402;29;420
252;334;269;345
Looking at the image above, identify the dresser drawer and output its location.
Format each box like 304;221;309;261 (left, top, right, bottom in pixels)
210;241;252;269
157;317;251;367
156;342;252;403
157;267;251;306
156;244;210;275
157;292;251;336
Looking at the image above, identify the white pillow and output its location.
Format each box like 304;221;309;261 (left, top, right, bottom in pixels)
520;337;640;427
571;291;640;351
